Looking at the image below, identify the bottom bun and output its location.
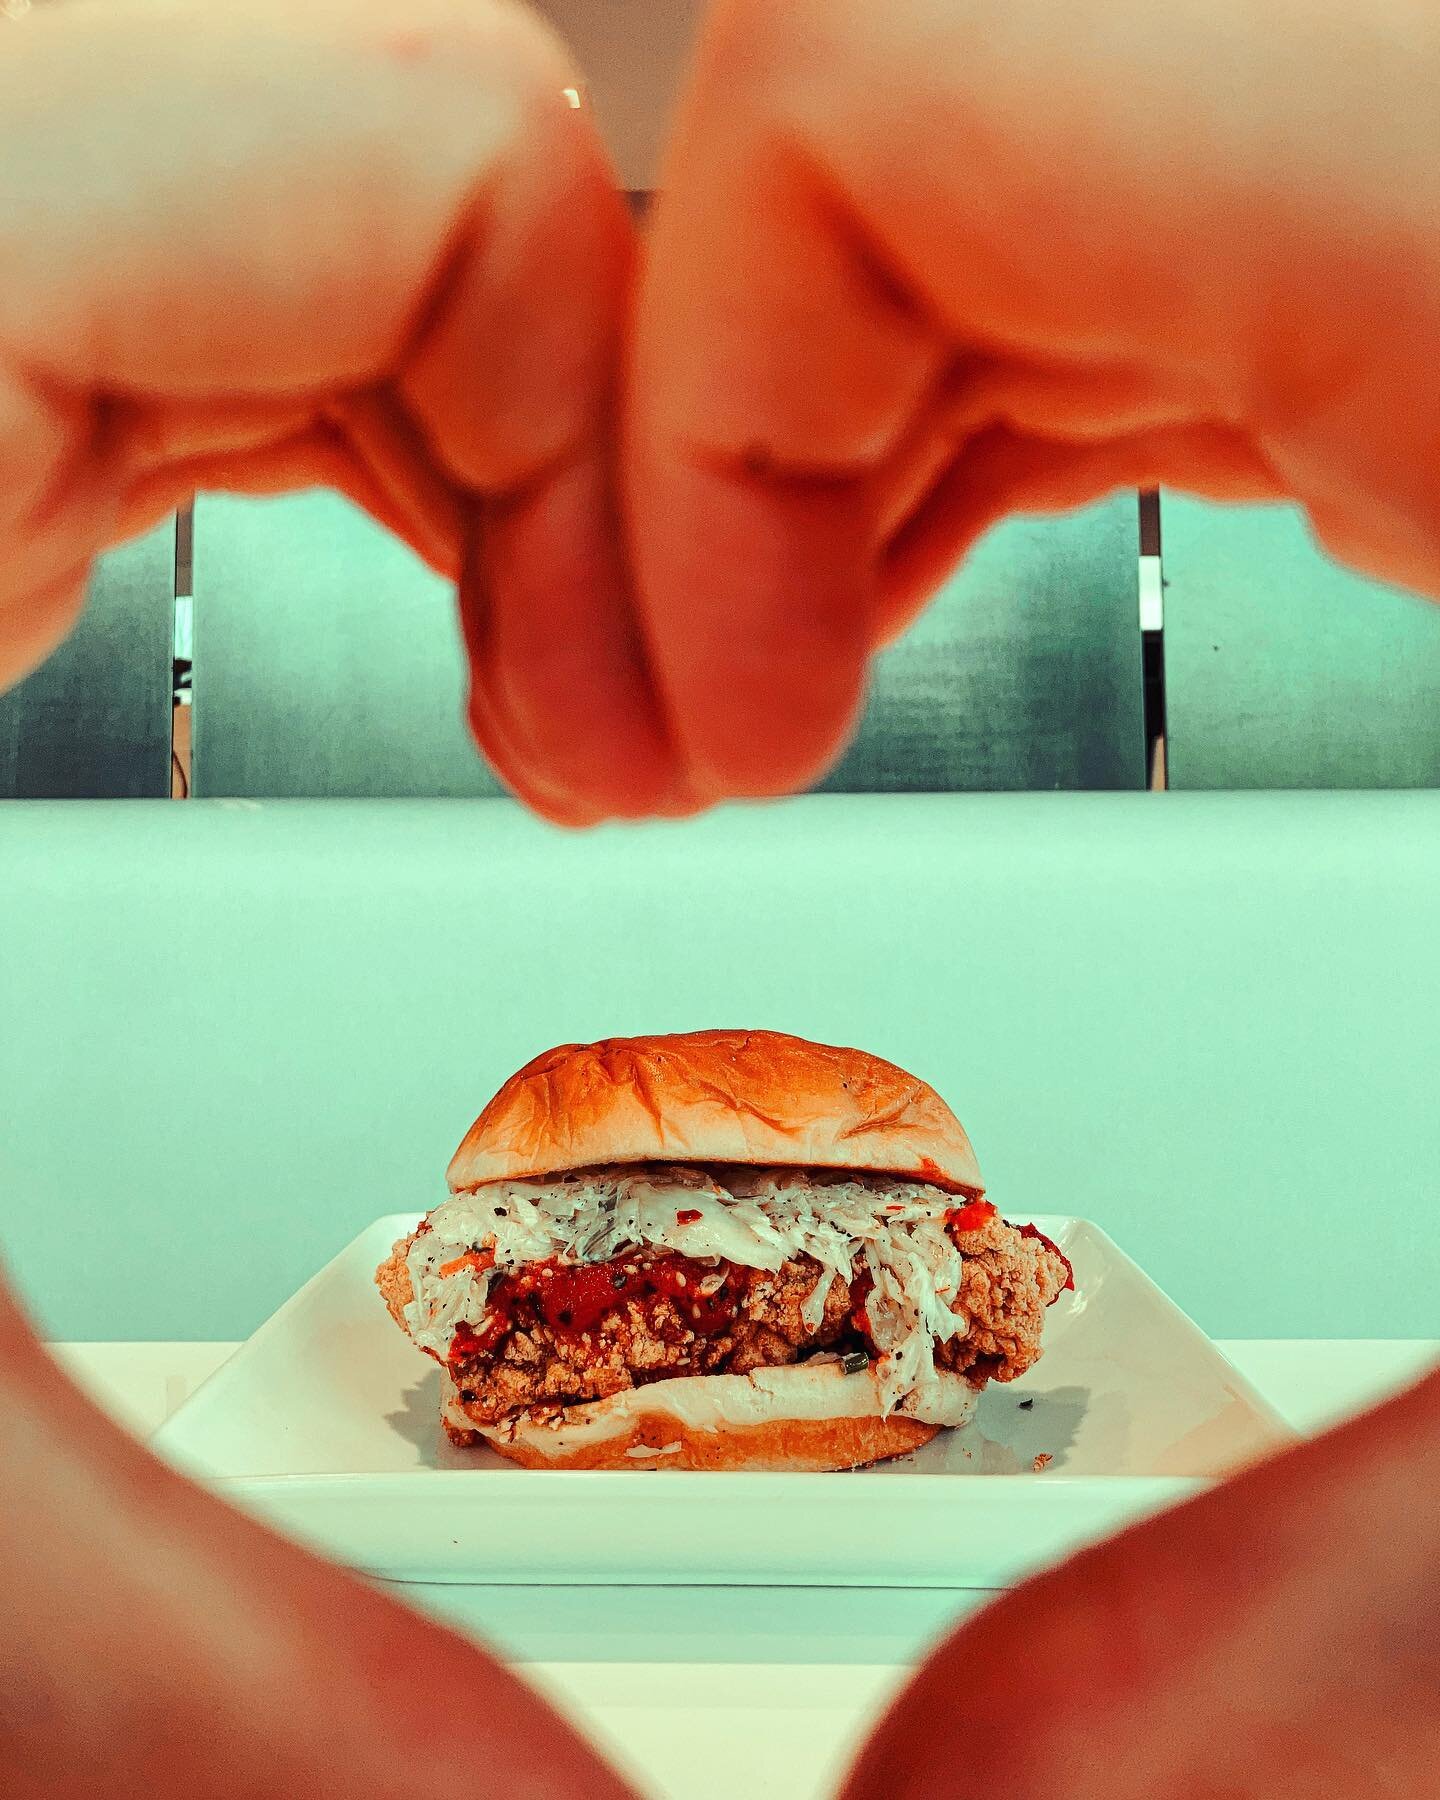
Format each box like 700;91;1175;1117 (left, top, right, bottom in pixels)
440;1360;978;1472
481;1410;939;1471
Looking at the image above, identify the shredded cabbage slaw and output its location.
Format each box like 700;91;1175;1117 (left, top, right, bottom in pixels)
403;1166;971;1415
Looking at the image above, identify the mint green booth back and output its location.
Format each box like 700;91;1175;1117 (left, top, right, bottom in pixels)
1;794;1436;1342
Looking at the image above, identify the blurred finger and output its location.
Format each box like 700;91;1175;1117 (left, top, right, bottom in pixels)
117;419;456;577
474;448;698;821
629;4;954;797
631;0;1440;803
0;1265;638;1800
845;1360;1440;1799
1;0;677;816
879;416;1285;630
457;514;611;826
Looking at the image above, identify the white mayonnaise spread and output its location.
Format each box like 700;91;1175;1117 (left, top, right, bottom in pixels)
403;1165;971;1415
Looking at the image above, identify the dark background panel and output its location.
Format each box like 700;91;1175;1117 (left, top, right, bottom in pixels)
1161;494;1440;789
819;497;1146;792
191;490;505;799
192;490;1143;799
0;518;177;800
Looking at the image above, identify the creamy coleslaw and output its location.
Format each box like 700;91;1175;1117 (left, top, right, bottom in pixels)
402;1165;971;1415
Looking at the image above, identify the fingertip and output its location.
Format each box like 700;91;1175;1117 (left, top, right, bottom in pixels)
652;782;715;821
462;451;692;824
628;449;877;800
686;671;869;800
462;682;607;826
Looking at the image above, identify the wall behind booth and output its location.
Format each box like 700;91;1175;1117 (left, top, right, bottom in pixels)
187;491;1144;800
2;794;1437;1343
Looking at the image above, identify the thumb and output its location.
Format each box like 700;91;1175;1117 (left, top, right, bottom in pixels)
0;1267;639;1798
0;0;673;821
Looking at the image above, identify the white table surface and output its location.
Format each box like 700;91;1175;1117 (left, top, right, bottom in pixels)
53;1339;1440;1800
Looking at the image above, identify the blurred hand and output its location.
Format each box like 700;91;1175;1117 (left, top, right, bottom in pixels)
844;1358;1440;1799
626;9;1440;1782
628;0;1440;798
0;0;684;824
0;4;646;1791
0;1279;638;1799
5;6;1437;1793
8;0;1440;819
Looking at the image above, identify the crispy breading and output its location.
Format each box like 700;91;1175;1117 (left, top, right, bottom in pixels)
373;1236;415;1329
935;1216;1070;1385
432;1218;1067;1426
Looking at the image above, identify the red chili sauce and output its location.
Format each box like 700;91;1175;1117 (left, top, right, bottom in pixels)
849;1266;877;1352
446;1207;1074;1368
448;1251;744;1364
945;1197;998;1234
942;1201;1073;1297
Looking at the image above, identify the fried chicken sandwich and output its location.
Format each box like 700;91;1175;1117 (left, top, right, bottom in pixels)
377;1030;1072;1471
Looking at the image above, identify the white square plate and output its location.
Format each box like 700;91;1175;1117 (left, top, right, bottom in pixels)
152;1216;1293;1587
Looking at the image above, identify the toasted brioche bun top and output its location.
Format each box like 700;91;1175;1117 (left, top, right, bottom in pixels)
446;1029;983;1195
